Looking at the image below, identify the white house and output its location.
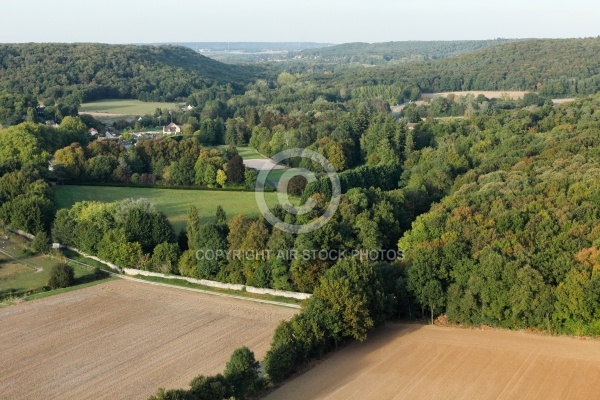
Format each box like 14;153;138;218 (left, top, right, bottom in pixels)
163;123;182;135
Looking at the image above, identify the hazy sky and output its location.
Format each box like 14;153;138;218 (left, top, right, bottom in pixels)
1;0;598;43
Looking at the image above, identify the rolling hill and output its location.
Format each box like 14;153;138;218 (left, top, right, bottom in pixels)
0;43;261;104
331;38;600;97
291;39;516;65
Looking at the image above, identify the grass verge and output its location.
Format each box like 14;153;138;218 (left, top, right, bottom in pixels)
131;274;303;306
24;277;117;301
61;248;114;270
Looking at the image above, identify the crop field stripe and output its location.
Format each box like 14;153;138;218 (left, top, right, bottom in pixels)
120;275;301;309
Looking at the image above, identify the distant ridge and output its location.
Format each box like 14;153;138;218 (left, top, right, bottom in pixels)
0;43;261;103
157;42;333;53
290;39;517;65
331;38;600;97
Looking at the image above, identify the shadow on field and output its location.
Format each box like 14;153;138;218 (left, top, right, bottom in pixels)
267;323;426;399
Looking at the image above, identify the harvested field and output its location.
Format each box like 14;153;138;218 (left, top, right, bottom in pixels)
79;99;182;115
267;323;600;400
0;279;297;399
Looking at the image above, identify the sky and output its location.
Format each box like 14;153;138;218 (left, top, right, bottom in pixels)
0;0;598;44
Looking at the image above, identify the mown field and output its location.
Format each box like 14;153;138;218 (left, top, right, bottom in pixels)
79;99;183;115
0;279;297;399
231;146;266;160
53;186;279;232
267;323;600;400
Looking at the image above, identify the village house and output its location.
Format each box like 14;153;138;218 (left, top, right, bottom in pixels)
97;131;120;142
163;122;181;135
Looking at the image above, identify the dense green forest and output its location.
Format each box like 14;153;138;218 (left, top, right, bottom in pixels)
3;39;600;128
142;97;600;399
0;43;259;106
399;96;600;335
326;38;600;96
288;39;515;65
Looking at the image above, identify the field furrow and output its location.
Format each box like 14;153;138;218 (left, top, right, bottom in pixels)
0;280;296;399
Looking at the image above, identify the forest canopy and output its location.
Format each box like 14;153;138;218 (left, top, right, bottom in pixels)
0;43;261;104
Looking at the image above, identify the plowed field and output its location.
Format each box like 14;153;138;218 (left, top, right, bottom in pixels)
0;280;296;399
267;323;600;400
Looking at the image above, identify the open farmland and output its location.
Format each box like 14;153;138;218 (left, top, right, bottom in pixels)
53;185;279;232
79;99;183;116
267;323;600;400
0;279;297;399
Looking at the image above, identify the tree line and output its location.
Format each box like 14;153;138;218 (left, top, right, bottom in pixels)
53;135;253;188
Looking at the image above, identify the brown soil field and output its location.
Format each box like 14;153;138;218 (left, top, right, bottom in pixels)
267;323;600;400
0;279;297;399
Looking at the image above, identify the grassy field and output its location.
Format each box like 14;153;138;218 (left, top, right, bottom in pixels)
80;99;183;115
236;146;267;160
0;236;97;298
212;146;267;160
53;186;279;232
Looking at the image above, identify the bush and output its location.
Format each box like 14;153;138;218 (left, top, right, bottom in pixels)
48;263;75;289
31;231;51;253
189;374;232;400
288;175;307;197
264;344;297;383
131;173;141;184
151;242;180;274
223;347;263;399
93;267;108;279
147;388;189;400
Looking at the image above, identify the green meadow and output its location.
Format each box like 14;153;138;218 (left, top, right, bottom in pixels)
53;186;279;232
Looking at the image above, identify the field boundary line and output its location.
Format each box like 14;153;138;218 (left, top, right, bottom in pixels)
119;275;301;310
62;256;301;309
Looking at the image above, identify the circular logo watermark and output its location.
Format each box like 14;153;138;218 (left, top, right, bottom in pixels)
255;148;341;234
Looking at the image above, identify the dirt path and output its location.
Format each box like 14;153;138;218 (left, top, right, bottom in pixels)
0;279;297;399
243;159;287;171
267;323;600;400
